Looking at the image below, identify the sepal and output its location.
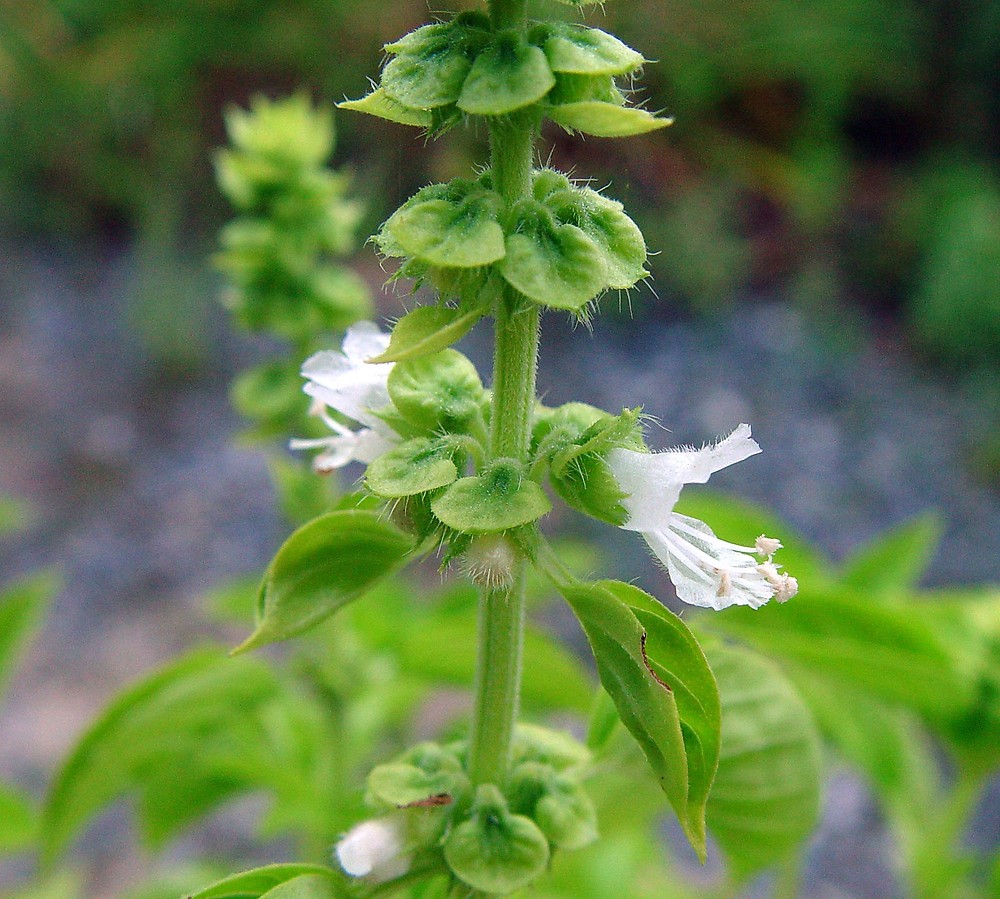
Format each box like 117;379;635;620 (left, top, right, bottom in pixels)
366;304;487;364
432;461;551;533
365;437;459;499
386;349;485;434
457;31;555;116
533;23;645;76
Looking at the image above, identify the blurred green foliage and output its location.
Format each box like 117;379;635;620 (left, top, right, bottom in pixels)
1;0;998;364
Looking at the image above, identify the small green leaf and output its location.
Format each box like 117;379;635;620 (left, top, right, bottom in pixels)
537;24;644;76
501;201;606;310
703;643;822;881
0;571;56;699
554;579;699;857
601;580;721;855
237;510;413;652
549;102;672;138
367;762;464;807
431;463;551;534
337;88;431;127
0;783;36;852
535;777;599;850
382;181;505;269
839;512;943;597
458;32;555;116
549;407;643;476
387;348;484;433
444;785;550;894
550;453;628;525
368;304;486;363
187;864;342;899
366;438;459;499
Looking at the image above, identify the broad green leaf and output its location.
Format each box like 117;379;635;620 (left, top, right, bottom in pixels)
785;665;938;864
237;510;413;652
0;571;56;698
501;201;606;310
458;33;555;116
0;783;36;852
537;24;644;76
708;583;973;719
839;512;943;596
555;580;699;857
549;102;672;138
42;650;280;861
367;304;486;363
387;349;484;433
600;580;721;853
366;438;459;498
187;864;342;899
260;875;339;899
337;88;431;127
703;644;821;880
432;465;551;534
382;181;505;269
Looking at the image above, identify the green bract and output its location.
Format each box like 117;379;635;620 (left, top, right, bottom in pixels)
444;785;550;894
343;13;667;138
432;461;551;533
387;349;485;433
367;304;487;363
365;438;459;499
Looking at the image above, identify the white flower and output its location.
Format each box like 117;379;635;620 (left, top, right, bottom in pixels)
607;424;797;610
290;321;399;472
335;816;412;882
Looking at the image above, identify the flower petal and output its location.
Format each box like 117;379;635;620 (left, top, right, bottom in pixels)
607;425;760;532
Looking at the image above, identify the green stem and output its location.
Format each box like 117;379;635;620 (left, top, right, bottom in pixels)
467;0;537;791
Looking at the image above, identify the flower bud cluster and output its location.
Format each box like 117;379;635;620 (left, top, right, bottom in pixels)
215;95;371;438
342;12;669;140
335;726;598;893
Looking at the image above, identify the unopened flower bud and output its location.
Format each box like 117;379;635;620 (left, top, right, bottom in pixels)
335;816;411;882
461;535;518;589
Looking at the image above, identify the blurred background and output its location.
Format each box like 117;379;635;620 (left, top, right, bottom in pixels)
1;0;999;895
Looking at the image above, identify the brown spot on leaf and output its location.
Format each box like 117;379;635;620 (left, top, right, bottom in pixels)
640;631;672;691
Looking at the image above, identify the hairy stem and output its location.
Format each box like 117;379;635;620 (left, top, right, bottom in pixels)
468;0;536;790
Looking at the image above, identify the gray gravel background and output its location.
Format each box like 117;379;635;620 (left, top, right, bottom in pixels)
1;240;998;897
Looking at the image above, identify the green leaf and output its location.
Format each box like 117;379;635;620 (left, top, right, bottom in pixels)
0;783;36;852
707;584;973;719
386;349;485;433
41;650;281;861
702;643;821;880
501;201;606;310
444;785;550;894
554;579;700;858
431;463;551;534
0;571;56;699
187;864;342;899
600;580;721;854
236;510;413;652
537;24;644;76
260;875;340;899
458;33;555;116
550;453;628;525
365;438;459;498
367;761;465;807
549;102;672;138
381;181;505;269
368;304;486;363
337;88;431;127
839;512;943;597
